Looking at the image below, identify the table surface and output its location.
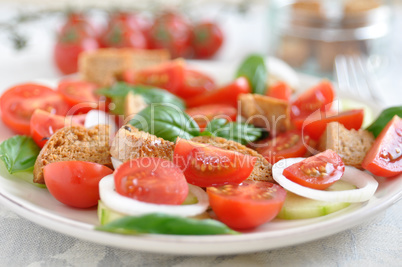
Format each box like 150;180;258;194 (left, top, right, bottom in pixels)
0;3;401;266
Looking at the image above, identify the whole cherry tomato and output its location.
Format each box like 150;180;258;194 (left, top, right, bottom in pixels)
99;12;147;49
54;13;99;74
192;22;223;59
148;12;192;58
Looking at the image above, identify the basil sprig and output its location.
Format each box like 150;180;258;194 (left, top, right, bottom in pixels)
236;54;268;95
203;118;263;145
0;135;40;174
129;104;200;142
97;82;185;115
96;213;239;235
366;106;402;138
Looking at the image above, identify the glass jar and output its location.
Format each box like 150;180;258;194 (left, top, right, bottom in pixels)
268;0;392;77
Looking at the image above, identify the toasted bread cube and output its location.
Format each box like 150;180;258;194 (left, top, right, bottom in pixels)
124;92;148;122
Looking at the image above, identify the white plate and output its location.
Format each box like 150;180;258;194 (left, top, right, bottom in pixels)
0;59;401;255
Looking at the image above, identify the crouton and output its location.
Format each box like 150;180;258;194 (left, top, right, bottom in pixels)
110;125;175;162
238;94;290;135
33;125;112;184
124;91;148;121
78;48;170;87
318;122;374;169
191;136;274;183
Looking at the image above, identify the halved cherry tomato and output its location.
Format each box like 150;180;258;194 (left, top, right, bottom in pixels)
173;137;256;187
254;130;311;164
293;109;364;140
291;80;334;119
148;12;192;58
122;60;185;95
114;157;188;205
283;149;345;190
266;81;292;102
30;110;83;148
43;161;113;208
185;104;237;130
186;77;251;108
362;115;402;177
192;22;223;59
57;80;108;114
177;69;216;99
207;180;286;229
0;83;70;135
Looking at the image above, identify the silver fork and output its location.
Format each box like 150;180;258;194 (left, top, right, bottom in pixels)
334;54;386;106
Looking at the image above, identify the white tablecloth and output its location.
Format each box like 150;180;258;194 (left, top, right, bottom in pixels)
0;3;401;266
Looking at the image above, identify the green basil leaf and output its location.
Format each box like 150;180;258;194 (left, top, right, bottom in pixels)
204;118;263;145
96;213;239;235
366;106;402;138
0;135;40;174
129;104;200;142
97;82;186;115
236;54;268;95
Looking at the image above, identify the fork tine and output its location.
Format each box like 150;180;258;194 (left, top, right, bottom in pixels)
335;55;350;95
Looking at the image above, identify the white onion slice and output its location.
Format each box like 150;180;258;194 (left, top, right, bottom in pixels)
99;175;209;217
272;158;378;203
111;157;123;169
84;110;117;133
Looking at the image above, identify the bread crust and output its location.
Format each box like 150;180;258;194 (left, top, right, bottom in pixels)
33;125;112;184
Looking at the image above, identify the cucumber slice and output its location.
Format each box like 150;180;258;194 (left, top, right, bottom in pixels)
277;180;356;220
98;200;126;225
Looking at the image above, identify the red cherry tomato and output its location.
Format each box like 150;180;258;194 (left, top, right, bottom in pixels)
0;83;70;135
122;60;185;95
291;80;334;119
362;115;402;177
254;130;311;164
57;80;108;114
185;104;237;130
173;137;256;187
177;69;216;99
192;22;223;59
266;81;292;102
283;149;345;190
148;12;192;58
293;109;364;140
186;77;251;108
58;13;97;39
43;161;113;208
114;157;189;205
99;13;147;49
207;181;286;229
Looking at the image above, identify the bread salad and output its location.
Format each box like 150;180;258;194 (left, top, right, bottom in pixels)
0;49;401;236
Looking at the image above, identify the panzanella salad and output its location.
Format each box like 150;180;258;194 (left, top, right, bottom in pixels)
0;50;401;235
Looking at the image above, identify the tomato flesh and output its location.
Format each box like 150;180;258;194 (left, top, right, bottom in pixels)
293;109;364;140
185;104;237;130
266;81;292;102
255;130;311;164
291;80;334;119
173;137;256;187
0;83;70;135
57;80;107;114
207;181;286;229
362;115;402;177
283;150;345;190
178;69;216;99
185;77;251;108
114;157;189;205
43;161;113;208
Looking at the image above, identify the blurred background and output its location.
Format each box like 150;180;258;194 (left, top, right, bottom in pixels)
0;0;401;105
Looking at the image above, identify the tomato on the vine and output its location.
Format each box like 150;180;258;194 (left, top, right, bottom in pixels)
283;149;345;190
362;115;402;177
192;22;223;59
173;137;256;187
207;181;287;229
114;157;189;205
0;83;70;135
44;161;113;208
148;12;192;58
